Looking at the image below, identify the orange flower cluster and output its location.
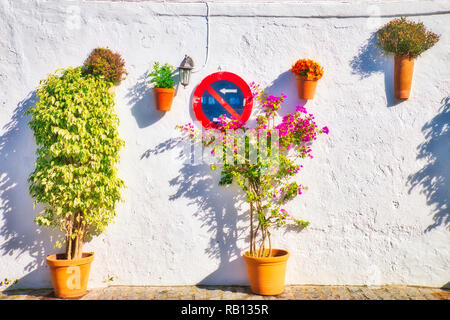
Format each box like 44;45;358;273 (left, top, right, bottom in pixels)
291;59;324;80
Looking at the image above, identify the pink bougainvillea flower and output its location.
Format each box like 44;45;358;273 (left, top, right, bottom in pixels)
296;106;307;113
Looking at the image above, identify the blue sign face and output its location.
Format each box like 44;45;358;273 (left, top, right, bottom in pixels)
193;71;253;129
201;80;245;123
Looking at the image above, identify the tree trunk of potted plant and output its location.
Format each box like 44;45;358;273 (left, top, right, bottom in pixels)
394;55;414;100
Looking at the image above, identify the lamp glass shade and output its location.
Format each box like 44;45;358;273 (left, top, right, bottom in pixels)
179;68;191;87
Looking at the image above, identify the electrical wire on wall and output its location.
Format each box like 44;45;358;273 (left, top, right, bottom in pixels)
161;0;210;76
160;0;210;97
192;1;210;74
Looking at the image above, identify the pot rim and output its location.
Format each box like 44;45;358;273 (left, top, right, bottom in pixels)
46;252;94;267
294;74;319;81
153;87;175;92
243;249;290;263
394;54;416;60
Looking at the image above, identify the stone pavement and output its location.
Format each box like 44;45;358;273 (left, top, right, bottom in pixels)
1;285;449;300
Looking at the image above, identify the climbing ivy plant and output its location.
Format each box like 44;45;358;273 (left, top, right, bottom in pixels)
27;67;125;260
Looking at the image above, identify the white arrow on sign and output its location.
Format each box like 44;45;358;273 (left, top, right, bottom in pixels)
220;88;238;94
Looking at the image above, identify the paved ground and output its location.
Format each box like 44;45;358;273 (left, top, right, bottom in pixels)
1;285;449;300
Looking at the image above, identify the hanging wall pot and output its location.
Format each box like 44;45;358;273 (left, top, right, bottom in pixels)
148;62;176;111
295;75;318;100
153;88;176;111
376;17;439;100
394;55;415;99
291;59;324;100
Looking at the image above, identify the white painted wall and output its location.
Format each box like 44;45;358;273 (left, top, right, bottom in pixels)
0;0;449;289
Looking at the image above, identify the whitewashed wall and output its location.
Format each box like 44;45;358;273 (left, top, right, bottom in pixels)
0;0;449;289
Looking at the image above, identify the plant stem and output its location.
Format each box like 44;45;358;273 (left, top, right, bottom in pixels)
253;222;260;256
66;216;73;260
268;229;272;258
258;227;266;258
249;201;254;256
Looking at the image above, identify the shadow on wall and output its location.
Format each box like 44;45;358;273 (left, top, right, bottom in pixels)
141;137;249;285
264;70;307;115
0;92;55;289
408;97;449;232
350;32;402;108
127;72;166;128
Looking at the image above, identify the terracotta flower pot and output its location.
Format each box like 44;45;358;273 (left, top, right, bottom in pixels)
394;55;415;100
107;81;122;95
295;75;318;100
108;85;116;95
243;249;290;295
46;252;94;299
153;87;175;111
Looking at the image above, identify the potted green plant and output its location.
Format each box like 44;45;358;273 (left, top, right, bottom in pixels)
377;17;439;99
27;67;125;299
148;62;176;111
176;82;329;295
83;47;127;94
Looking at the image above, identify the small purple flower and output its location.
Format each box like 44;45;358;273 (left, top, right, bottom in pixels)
322;126;329;135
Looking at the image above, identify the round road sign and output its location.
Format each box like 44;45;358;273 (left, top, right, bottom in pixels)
192;72;253;128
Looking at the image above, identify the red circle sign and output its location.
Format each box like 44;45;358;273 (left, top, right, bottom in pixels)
193;72;253;128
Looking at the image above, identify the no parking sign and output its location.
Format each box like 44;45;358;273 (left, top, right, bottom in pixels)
193;72;253;128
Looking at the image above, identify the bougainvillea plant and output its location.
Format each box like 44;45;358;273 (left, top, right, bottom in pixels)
83;47;127;85
27;67;125;260
291;59;324;80
148;62;175;89
377;17;439;57
176;82;328;258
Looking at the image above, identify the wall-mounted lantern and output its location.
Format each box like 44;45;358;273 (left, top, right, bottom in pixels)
179;55;194;87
